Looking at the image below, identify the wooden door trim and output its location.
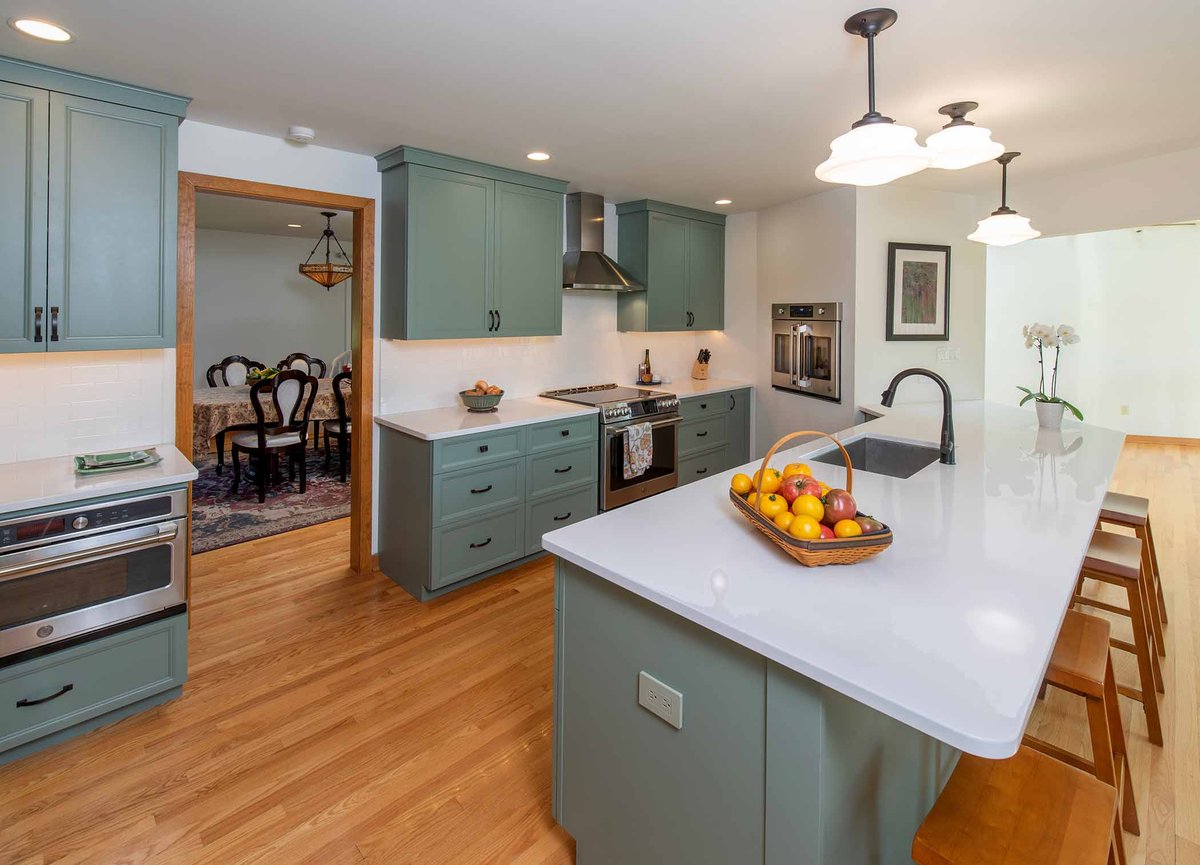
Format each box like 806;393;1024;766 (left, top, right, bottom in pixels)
176;172;375;573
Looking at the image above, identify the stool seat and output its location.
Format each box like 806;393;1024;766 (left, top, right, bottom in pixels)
913;746;1116;865
1047;610;1110;698
1084;531;1142;581
1100;492;1148;526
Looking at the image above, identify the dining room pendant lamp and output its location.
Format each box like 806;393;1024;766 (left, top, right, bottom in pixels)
968;152;1042;246
925;101;1005;169
298;212;354;289
815;8;931;186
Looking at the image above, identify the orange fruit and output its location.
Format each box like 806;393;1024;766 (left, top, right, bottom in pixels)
730;473;753;496
782;462;813;479
833;519;863;538
757;493;787;519
791;493;824;522
773;511;795;532
787;515;822;540
753;468;784;494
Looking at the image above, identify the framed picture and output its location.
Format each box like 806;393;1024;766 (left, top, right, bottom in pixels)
886;242;951;341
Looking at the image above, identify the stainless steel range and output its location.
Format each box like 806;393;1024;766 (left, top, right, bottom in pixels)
540;384;680;510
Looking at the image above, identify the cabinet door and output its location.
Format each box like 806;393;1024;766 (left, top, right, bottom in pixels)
725;388;751;468
47;94;177;351
493;182;563;336
687;220;724;331
0;82;48;353
405;164;493;339
646;212;689;331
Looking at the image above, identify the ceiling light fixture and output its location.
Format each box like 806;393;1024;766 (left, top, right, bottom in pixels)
968;152;1042;247
526;151;551;161
8;17;72;42
925;101;1005;170
815;8;930;187
714;199;732;206
299;212;354;289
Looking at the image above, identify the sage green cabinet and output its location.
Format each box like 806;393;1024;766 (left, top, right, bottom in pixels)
725;388;752;466
616;200;726;333
376;147;567;340
676;388;752;485
0;59;186;354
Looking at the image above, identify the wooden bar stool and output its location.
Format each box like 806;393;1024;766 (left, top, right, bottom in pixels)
1100;491;1167;650
1025;609;1138;853
1073;531;1164;746
912;746;1119;865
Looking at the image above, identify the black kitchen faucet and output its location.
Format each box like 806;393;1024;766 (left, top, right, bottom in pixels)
880;368;956;466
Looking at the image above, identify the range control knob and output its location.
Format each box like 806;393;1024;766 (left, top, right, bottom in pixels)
72;515;89;530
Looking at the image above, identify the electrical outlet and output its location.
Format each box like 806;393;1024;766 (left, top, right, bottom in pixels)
1120;405;1130;416
638;671;683;730
936;347;961;363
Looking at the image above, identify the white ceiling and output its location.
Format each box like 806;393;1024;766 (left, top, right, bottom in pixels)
4;0;1198;212
195;193;353;239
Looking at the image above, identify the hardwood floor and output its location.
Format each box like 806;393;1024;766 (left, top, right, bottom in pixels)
0;440;1195;864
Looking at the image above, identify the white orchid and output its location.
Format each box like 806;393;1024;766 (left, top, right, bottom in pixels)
1057;324;1080;345
1016;323;1083;420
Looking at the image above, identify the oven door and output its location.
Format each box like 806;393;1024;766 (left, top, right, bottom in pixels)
772;319;801;390
601;415;681;510
0;519;187;659
800;319;841;401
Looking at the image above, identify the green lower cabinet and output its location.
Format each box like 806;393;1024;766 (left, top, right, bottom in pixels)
433;457;524;525
725;388;752;466
526;486;598;556
678;415;726;457
676;388;752;478
431;506;525;590
678;445;727;485
528;443;597;498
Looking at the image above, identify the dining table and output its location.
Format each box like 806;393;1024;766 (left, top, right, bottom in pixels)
192;377;346;462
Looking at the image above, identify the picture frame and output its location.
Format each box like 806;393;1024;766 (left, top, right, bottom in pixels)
886;242;951;341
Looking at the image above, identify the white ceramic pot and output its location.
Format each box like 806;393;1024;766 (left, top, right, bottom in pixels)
1035;400;1065;429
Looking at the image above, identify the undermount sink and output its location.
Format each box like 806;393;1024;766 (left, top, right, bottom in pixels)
810;436;941;480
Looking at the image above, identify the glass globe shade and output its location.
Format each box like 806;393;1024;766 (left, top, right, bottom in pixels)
967;211;1042;246
925;124;1005;170
815;122;931;186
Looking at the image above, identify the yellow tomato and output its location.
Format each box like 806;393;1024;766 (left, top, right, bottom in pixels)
818;481;831;495
791;493;825;522
773;511;795;532
756;493;787;519
753;468;783;494
730;473;753;496
782;462;813;479
746;492;759;508
833;519;863;538
787;515;823;540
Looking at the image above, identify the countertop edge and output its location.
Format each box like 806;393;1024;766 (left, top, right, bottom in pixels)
375;403;599;441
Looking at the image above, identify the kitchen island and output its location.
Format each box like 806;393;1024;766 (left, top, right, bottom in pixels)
544;400;1125;865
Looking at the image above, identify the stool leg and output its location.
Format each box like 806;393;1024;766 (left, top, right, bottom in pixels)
1085;686;1126;865
1124;577;1164;745
1104;656;1139;835
1143;517;1167;626
1136;527;1166;658
1137;563;1165;694
1112;810;1127;865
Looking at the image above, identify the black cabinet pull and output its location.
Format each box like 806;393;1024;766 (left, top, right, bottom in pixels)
470;484;493;494
699;403;707;409
730;394;736;410
470;537;492;549
17;683;74;708
495;309;501;331
33;306;43;343
560;429;570;437
479;444;489;453
554;465;572;474
696;467;708;475
50;306;59;341
553;512;572;521
696;430;709;437
488;310;495;331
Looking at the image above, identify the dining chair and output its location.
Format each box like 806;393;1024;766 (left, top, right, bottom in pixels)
206;355;265;387
323;370;352;482
330;349;352;373
230;369;318;503
278;352;328;378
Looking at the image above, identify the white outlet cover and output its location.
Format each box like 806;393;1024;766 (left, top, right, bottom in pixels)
638;671;683;730
935;347;961;363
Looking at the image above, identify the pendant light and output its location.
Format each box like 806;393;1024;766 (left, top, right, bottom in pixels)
815;8;931;187
968;152;1042;246
925;102;1005;170
298;212;354;289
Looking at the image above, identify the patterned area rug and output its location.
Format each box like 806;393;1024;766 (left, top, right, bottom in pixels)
191;446;351;553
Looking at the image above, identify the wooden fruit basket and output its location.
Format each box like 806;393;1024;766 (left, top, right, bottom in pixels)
729;429;893;567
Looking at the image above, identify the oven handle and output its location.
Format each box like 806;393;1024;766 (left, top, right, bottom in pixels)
0;522;180;583
604;415;682;436
796;324;813;388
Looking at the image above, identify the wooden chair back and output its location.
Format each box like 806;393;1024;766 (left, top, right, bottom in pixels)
332;370;352;435
246;370;318;451
278;352;328;379
206;355;265;387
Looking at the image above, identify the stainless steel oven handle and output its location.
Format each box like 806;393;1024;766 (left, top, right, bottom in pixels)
605;415;682;436
0;522;179;583
790;324;800;386
796;324;813;388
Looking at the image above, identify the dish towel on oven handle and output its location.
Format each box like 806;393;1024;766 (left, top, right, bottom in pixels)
623;422;653;480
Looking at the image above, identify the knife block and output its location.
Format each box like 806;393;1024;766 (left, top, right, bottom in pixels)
691;361;709;380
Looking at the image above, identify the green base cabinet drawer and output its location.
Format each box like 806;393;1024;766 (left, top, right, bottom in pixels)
528;443;597;498
434;457;523;525
431;506;524;590
528;415;597;453
526;485;598;556
680;395;726;421
0;614;187;755
433;428;523;474
679;416;727;457
678;446;728;486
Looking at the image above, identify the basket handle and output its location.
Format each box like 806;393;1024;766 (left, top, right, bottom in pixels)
752;430;853;514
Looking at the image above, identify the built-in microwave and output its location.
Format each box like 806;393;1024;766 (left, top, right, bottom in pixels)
771;302;842;402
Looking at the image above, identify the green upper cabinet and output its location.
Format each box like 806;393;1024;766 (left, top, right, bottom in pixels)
376;147;568;340
0;57;187;355
616;200;726;333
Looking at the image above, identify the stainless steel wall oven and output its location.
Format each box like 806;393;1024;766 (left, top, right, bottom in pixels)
772;302;842;402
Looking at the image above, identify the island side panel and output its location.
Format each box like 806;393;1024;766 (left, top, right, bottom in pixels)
554;559;766;865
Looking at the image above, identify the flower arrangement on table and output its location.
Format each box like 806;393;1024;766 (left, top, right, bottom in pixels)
1017;323;1082;427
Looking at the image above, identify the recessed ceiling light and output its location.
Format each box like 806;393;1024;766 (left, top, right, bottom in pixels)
714;199;732;206
8;17;72;42
526;151;551;161
287;223;302;228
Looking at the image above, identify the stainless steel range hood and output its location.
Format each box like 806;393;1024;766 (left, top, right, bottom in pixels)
563;192;643;292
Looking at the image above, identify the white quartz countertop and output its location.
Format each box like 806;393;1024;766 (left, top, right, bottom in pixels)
375;397;598;441
667;378;753;398
0;444;199;514
543;400;1126;757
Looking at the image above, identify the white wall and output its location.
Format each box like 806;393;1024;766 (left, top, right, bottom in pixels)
854;186;987;407
194;229;351;387
985;224;1200;436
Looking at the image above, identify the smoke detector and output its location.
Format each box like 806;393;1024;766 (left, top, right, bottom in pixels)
287;126;316;144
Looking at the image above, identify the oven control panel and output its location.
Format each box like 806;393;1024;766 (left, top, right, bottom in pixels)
0;495;175;549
